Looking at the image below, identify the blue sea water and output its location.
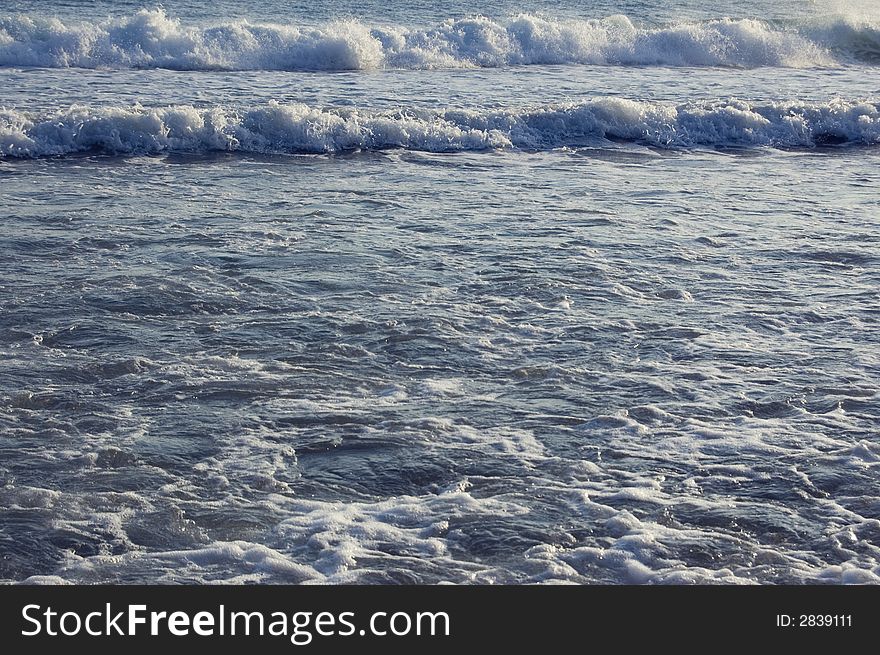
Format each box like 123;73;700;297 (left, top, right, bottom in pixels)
0;0;879;584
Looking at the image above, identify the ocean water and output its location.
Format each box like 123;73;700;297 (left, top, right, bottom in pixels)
1;0;879;584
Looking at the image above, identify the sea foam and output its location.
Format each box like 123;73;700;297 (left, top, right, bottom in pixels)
1;9;879;71
2;98;879;158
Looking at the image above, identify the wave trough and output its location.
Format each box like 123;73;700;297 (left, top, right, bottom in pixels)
1;9;880;72
2;98;879;158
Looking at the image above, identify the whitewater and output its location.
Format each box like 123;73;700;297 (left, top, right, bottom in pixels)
2;9;880;70
3;98;880;158
1;0;878;586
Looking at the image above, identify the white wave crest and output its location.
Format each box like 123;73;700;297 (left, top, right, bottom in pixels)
1;9;879;71
2;97;879;158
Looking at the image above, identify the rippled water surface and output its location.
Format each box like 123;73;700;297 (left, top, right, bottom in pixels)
1;0;879;584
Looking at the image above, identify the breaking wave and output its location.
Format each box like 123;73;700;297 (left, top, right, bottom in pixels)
1;9;880;71
2;97;879;158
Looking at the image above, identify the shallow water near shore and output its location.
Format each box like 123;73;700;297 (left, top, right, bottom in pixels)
1;0;879;584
